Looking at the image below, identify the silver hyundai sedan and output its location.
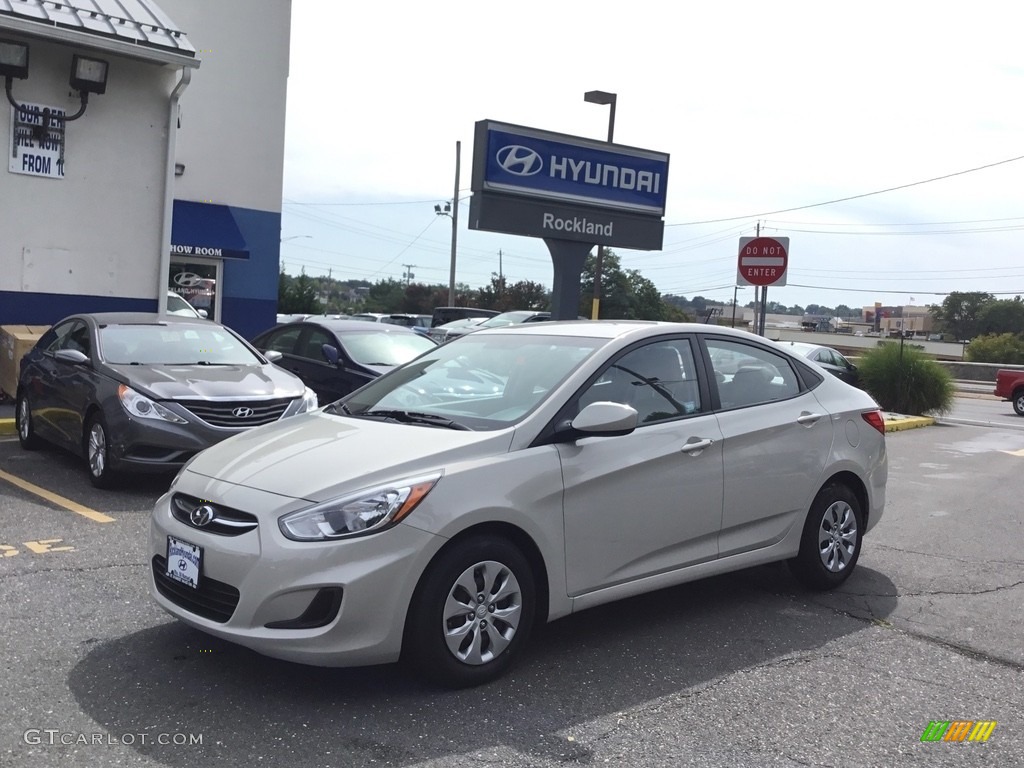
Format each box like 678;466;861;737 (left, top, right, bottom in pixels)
150;321;887;687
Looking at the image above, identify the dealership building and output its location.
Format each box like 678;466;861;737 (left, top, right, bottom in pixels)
0;0;291;339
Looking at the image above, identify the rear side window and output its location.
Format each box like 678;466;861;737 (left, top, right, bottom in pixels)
705;338;800;409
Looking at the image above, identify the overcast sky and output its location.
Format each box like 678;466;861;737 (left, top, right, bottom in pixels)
280;1;1024;311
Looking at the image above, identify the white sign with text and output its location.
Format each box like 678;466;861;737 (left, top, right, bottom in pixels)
9;101;65;179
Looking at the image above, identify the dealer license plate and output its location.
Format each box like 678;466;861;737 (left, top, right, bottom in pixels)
166;536;202;589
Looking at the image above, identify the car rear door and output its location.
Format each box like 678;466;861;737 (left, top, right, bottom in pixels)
702;336;834;558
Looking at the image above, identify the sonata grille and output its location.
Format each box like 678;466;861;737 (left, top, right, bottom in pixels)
176;397;293;428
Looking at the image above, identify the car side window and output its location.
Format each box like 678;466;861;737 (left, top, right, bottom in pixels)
55;321;91;357
264;326;302;355
300;328;334;362
706;339;800;409
578;339;702;425
44;321;76;353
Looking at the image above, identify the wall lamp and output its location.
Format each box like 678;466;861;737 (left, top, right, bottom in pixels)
0;39;108;143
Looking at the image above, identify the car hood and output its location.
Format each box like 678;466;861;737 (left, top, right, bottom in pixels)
106;363;304;400
182;410;515;500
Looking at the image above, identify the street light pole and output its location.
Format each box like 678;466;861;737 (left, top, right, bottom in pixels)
448;141;461;306
584;90;616;320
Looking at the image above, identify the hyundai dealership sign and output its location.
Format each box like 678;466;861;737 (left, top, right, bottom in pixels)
470;120;669;250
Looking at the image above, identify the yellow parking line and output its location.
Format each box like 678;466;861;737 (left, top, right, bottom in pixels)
0;469;115;523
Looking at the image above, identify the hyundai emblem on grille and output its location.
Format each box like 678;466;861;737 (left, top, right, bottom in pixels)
232;406;254;418
190;504;216;527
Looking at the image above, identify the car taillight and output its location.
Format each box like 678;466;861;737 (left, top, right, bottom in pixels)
862;410;886;435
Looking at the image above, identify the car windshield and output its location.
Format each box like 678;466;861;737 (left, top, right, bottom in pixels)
341;333;602;429
99;324;261;365
340;331;436;366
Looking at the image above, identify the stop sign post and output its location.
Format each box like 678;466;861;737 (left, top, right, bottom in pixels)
737;236;789;287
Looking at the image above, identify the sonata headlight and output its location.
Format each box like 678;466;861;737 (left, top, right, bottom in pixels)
297;387;318;414
278;474;441;541
118;384;187;424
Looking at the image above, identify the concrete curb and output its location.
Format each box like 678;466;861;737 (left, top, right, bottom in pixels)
0;417;12;437
883;413;935;432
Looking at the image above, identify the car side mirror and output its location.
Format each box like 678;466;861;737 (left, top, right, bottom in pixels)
198;309;208;319
264;350;283;362
54;349;90;365
549;401;638;443
322;344;340;366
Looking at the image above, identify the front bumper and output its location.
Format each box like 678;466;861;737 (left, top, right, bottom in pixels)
149;478;444;667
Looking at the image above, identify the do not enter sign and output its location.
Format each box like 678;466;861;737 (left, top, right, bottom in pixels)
737;236;789;287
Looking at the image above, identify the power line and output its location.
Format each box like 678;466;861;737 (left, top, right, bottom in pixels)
668;153;1024;226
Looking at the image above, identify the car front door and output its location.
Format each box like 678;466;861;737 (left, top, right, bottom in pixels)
559;337;725;596
703;337;834;558
46;320;96;448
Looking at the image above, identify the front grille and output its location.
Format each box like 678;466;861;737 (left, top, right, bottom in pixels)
152;555;240;623
176;397;293;428
171;493;259;536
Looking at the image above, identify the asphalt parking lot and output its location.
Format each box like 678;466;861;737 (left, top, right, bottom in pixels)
0;397;1022;767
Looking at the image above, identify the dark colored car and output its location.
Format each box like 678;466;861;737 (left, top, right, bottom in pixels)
776;341;860;386
251;318;437;404
15;313;317;488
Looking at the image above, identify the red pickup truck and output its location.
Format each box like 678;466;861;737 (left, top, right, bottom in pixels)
993;369;1024;416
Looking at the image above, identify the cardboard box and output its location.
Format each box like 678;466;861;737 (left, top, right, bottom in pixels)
0;325;51;399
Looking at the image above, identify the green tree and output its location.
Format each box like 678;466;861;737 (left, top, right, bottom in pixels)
976;297;1024;336
964;333;1024;364
277;268;322;314
930;292;994;341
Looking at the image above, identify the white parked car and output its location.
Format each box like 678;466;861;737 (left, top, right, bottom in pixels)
150;321;887;687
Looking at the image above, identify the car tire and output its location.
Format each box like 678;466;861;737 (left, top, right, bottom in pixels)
1013;390;1024;417
788;482;863;591
403;535;535;688
15;390;41;450
84;412;118;489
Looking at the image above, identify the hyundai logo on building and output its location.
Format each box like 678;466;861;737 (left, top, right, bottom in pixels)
232;406;255;418
173;272;204;288
496;145;543;176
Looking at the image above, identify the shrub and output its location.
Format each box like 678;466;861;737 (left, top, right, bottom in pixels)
857;342;954;415
964;333;1024;364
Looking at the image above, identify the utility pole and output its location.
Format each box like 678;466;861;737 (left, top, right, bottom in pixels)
402;264;415;286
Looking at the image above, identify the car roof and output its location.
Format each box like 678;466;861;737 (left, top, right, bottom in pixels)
473;319;782;342
69;312;215;326
285;318;424;334
776;340;829;354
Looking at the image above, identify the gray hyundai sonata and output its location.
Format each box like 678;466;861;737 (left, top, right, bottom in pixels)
16;312;317;487
150;321;887;687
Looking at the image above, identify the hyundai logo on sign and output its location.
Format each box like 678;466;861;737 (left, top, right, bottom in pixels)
478;121;669;215
496;145;543;176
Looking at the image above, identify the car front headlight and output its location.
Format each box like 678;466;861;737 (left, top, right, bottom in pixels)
296;387;318;414
118;384;187;424
278;473;441;541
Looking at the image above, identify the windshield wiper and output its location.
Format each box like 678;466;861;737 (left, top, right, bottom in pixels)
359;409;472;431
323;401;351;415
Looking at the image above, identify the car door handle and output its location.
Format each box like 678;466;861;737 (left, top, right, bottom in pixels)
681;438;714;455
797;412;824;426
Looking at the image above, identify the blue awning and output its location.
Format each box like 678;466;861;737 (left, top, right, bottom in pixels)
171;200;249;260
